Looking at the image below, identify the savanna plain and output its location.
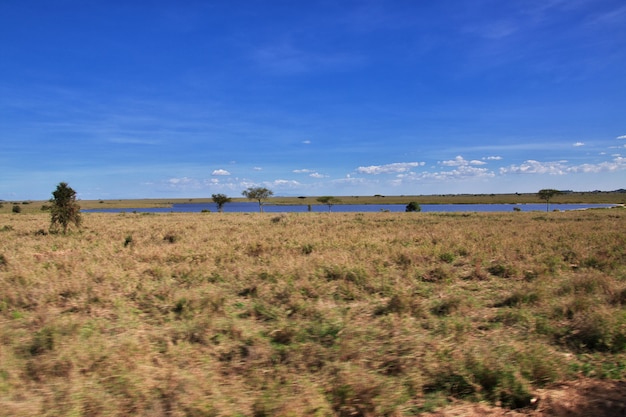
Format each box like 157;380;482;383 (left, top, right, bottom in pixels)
1;207;626;416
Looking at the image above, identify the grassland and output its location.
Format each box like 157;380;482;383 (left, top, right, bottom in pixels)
1;208;625;416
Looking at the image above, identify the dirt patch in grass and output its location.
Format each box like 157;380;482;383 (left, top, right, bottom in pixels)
423;378;626;416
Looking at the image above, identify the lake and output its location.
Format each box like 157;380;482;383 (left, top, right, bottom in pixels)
82;202;618;213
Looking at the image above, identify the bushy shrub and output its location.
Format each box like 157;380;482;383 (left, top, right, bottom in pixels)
49;182;81;234
163;233;178;243
406;201;421;212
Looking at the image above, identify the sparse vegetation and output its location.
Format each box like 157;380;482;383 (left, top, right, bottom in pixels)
0;208;625;416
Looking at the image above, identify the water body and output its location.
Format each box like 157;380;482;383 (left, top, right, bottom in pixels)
83;203;618;214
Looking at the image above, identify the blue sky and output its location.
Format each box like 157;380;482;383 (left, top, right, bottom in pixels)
1;0;625;200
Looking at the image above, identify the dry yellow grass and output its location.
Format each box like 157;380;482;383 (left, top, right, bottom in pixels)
1;209;625;416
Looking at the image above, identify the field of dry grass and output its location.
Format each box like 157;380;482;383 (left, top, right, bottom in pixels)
1;208;625;416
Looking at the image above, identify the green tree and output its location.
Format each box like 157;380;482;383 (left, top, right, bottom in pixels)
316;196;340;212
537;189;561;212
50;182;82;234
405;201;421;212
211;193;232;213
242;187;274;212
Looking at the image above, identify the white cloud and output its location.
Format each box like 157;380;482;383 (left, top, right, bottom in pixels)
253;167;263;171
212;169;231;176
167;177;193;185
441;155;486;166
500;160;567;175
293;169;313;174
500;156;626;176
483;156;503;161
422;165;495;180
356;162;424;174
310;172;327;179
617;135;626;139
165;177;204;190
302;140;311;144
269;179;301;188
573;142;585;147
567;156;626;173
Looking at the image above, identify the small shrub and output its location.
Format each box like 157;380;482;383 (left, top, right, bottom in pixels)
421;267;451;282
439;252;456;264
322;266;368;286
488;262;516;278
163;233;178;243
1;225;14;232
610;287;626;306
423;372;475;399
0;254;7;270
375;293;424;317
124;235;133;247
394;253;412;268
566;310;626;352
492;309;531;327
495;289;540;307
29;327;55;356
12;204;21;214
301;243;314;255
34;229;47;236
430;296;462;316
465;354;534;409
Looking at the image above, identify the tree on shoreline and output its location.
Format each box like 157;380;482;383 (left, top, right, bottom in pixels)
405;201;421;212
211;193;231;213
242;187;273;213
537;189;561;212
50;182;81;234
317;196;340;212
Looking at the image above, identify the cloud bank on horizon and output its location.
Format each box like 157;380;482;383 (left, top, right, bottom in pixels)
0;0;624;200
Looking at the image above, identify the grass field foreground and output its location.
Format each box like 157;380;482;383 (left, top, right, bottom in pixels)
1;209;625;416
